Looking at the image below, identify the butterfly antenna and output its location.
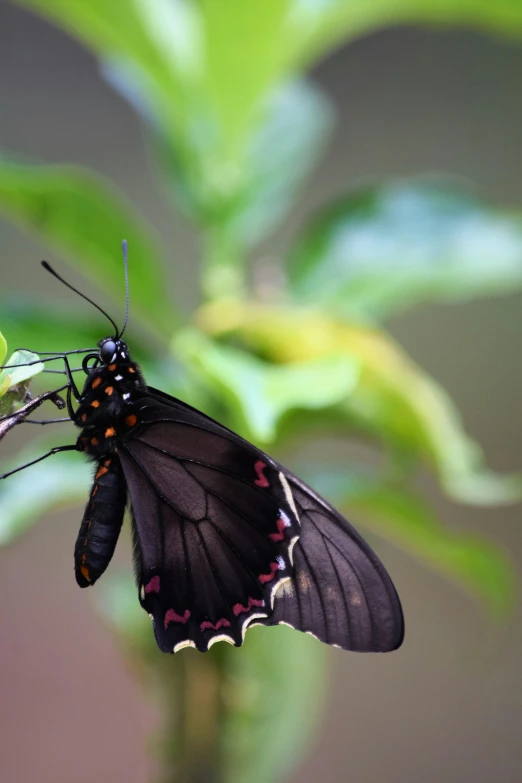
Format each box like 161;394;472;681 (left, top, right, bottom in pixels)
41;260;119;337
118;239;130;338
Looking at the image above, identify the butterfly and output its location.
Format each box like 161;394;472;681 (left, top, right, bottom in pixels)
0;244;404;654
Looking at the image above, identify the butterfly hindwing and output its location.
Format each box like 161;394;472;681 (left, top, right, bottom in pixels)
118;395;300;652
267;475;404;651
116;390;404;653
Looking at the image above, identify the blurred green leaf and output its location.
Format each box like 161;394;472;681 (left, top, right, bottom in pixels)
287;180;522;320
0;159;172;333
311;469;516;616
197;0;292;147
224;626;327;783
97;572;327;783
0;297;110;356
228;80;334;249
283;0;522;75
13;0;200;121
0;448;89;545
0;350;43;397
0;296;160;361
175;327;359;443
0;332;6;366
197;301;522;504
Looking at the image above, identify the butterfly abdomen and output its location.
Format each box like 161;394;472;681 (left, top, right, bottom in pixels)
74;457;127;587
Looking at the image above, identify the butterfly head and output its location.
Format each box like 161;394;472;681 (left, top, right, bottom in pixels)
98;337;129;365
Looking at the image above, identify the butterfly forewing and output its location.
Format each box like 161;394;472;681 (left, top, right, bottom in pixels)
118;396;301;652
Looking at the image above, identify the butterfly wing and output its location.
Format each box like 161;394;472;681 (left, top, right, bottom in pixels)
118;389;403;653
267;473;404;651
118;393;300;652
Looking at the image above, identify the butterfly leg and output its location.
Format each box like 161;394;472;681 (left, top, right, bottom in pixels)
23;417;72;424
0;444;78;481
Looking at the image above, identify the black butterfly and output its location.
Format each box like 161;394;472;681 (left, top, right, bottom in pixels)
0;246;404;654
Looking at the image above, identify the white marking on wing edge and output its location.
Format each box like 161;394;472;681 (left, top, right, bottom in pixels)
174;639;196;653
279;472;299;522
115;374;124;381
275;579;294;599
270;575;292;609
278;621;296;629
246;622;265;631
207;634;235;649
305;630;319;640
276;554;285;571
241;612;269;641
140;585;145;600
123;393;131;400
288;535;299;566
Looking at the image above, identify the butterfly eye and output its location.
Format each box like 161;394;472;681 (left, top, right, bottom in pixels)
100;340;117;364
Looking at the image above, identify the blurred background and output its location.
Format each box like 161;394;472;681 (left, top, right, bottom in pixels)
0;2;521;782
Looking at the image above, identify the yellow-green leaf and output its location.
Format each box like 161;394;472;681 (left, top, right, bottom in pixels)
174;327;359;444
197;300;522;504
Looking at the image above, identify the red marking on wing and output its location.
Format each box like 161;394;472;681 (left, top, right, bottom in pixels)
164;608;191;629
254;460;270;487
200;618;231;632
258;562;280;584
233;597;265;616
145;575;160;594
269;516;287;542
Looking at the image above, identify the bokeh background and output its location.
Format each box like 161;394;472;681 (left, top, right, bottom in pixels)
1;2;521;782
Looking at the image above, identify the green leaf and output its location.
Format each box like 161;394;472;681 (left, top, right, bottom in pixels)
0;296;160;361
96;574;327;783
0;350;44;398
0;449;89;545
227;80;334;249
223;626;327;783
197;0;292;147
13;0;200;122
282;0;522;75
174;328;359;443
287;180;522;320
0;158;172;333
0;332;6;366
196;301;522;504
311;470;516;617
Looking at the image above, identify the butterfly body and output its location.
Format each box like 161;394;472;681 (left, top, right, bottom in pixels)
73;338;143;588
67;336;404;654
